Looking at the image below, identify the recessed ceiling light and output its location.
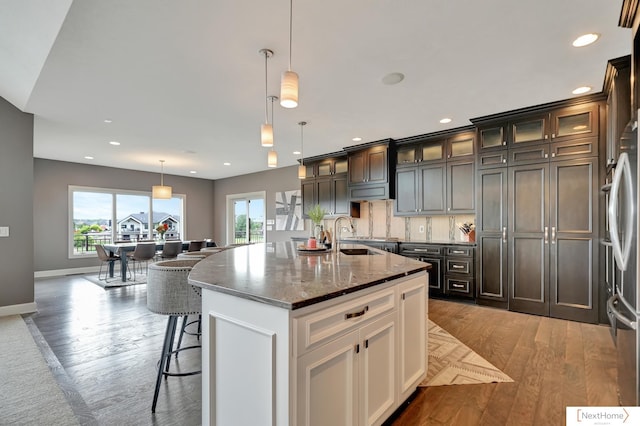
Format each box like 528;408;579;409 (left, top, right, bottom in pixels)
103;119;112;123
439;118;452;124
109;141;120;146
572;86;592;95
572;33;599;47
381;72;405;85
293;150;301;155
189;170;197;174
352;137;362;142
223;162;231;166
84;156;94;160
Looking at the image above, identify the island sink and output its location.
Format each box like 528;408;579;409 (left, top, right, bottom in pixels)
340;248;380;255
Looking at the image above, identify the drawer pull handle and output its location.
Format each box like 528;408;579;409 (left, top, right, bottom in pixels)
414;249;433;252
452;265;465;269
452;250;464;254
451;283;465;289
345;306;368;320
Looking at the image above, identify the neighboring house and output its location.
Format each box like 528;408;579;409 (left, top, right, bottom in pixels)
117;212;181;240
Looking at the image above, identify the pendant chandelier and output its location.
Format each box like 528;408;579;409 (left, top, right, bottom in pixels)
298;121;307;179
152;160;172;199
280;0;299;108
259;48;274;147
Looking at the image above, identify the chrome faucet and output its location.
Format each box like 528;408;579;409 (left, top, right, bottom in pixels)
333;215;355;253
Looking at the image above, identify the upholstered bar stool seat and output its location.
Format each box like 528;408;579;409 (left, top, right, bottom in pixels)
146;259;202;413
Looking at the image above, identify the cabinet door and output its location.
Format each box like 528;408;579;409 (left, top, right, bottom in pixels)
349;150;367;184
508;163;550;316
510;113;549;145
478;125;508;151
317;161;333;177
447;160;475;213
301;180;316;218
419;164;446;214
549;158;598;323
550;103;599;142
366;146;388;183
398;277;427;402
395;168;418;215
332;176;349;216
297;331;359;426
317;179;332;215
447;132;475;160
359;313;397;426
477;168;508;307
397;146;418;166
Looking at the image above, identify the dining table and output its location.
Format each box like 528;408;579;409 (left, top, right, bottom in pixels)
103;241;203;282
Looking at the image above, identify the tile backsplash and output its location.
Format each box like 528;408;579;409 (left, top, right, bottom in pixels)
331;200;475;242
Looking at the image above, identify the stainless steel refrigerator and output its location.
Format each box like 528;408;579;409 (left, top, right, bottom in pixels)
606;116;639;406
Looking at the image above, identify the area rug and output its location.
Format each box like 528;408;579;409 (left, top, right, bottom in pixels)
83;273;147;288
0;315;80;425
421;319;513;387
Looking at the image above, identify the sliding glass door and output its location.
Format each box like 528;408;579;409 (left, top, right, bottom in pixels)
229;192;265;244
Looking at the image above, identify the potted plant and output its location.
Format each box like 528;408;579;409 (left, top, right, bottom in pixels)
307;204;327;239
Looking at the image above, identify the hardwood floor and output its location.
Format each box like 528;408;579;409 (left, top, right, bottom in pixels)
29;276;618;425
391;299;619;426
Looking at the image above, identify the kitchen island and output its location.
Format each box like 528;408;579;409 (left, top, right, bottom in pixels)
189;241;429;426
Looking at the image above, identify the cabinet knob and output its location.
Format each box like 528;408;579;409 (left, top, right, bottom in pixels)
502;141;506;145
551;133;556;139
544;153;548;158
502;158;506;163
544;134;549;140
551;153;556;158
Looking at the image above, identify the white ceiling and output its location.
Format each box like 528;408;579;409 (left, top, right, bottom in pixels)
0;0;632;180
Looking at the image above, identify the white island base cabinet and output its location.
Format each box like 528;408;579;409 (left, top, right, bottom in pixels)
200;272;427;426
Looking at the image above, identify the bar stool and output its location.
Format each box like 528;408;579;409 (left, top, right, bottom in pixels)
146;259;202;413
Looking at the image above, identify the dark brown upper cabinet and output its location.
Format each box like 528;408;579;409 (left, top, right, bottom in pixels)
345;139;396;201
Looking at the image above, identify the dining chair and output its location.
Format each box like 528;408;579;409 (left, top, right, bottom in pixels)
157;240;183;260
147;259;202;413
126;242;157;280
95;244;121;282
187;240;205;252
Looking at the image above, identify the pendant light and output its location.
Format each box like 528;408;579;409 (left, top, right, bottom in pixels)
267;95;278;168
298;121;307;179
259;48;274;147
280;0;299;108
152;160;172;199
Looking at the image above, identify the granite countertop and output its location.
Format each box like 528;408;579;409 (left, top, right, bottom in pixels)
340;237;477;246
188;242;429;310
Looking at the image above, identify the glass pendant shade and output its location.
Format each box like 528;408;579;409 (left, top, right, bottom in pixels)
261;123;274;147
152;185;172;199
280;70;299;108
298;164;306;179
268;150;278;168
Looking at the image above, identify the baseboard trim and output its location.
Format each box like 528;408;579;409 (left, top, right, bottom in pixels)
35;266;100;278
0;302;38;316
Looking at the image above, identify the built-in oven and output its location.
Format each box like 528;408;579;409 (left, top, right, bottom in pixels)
398;243;443;296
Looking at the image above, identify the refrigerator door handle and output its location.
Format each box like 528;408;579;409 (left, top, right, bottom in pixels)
607;294;637;330
608;152;634;271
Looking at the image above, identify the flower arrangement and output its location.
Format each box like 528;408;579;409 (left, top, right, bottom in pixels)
307;205;327;239
156;222;169;238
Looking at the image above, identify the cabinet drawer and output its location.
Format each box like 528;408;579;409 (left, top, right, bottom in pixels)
294;286;396;356
445;246;473;257
445;277;474;296
446;258;472;275
509;143;550;165
400;245;444;256
478;150;508;169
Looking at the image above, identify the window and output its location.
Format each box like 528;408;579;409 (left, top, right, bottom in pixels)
226;191;266;245
69;186;185;258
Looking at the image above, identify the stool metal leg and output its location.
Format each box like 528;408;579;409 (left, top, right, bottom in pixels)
152;315;178;413
175;315;189;357
164;315;178;374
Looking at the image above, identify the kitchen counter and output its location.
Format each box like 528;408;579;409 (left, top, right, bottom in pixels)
189;241;429;309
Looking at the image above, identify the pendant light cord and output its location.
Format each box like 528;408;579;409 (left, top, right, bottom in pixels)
264;51;269;123
288;0;293;71
270;97;275;151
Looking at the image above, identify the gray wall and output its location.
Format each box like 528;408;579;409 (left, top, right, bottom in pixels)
0;97;34;308
34;159;215;272
213;165;308;245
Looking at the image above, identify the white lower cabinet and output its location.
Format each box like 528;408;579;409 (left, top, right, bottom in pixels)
296;313;397;426
200;272;427;426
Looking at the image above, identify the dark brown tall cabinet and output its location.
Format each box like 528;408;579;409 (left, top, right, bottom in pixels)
474;98;604;323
